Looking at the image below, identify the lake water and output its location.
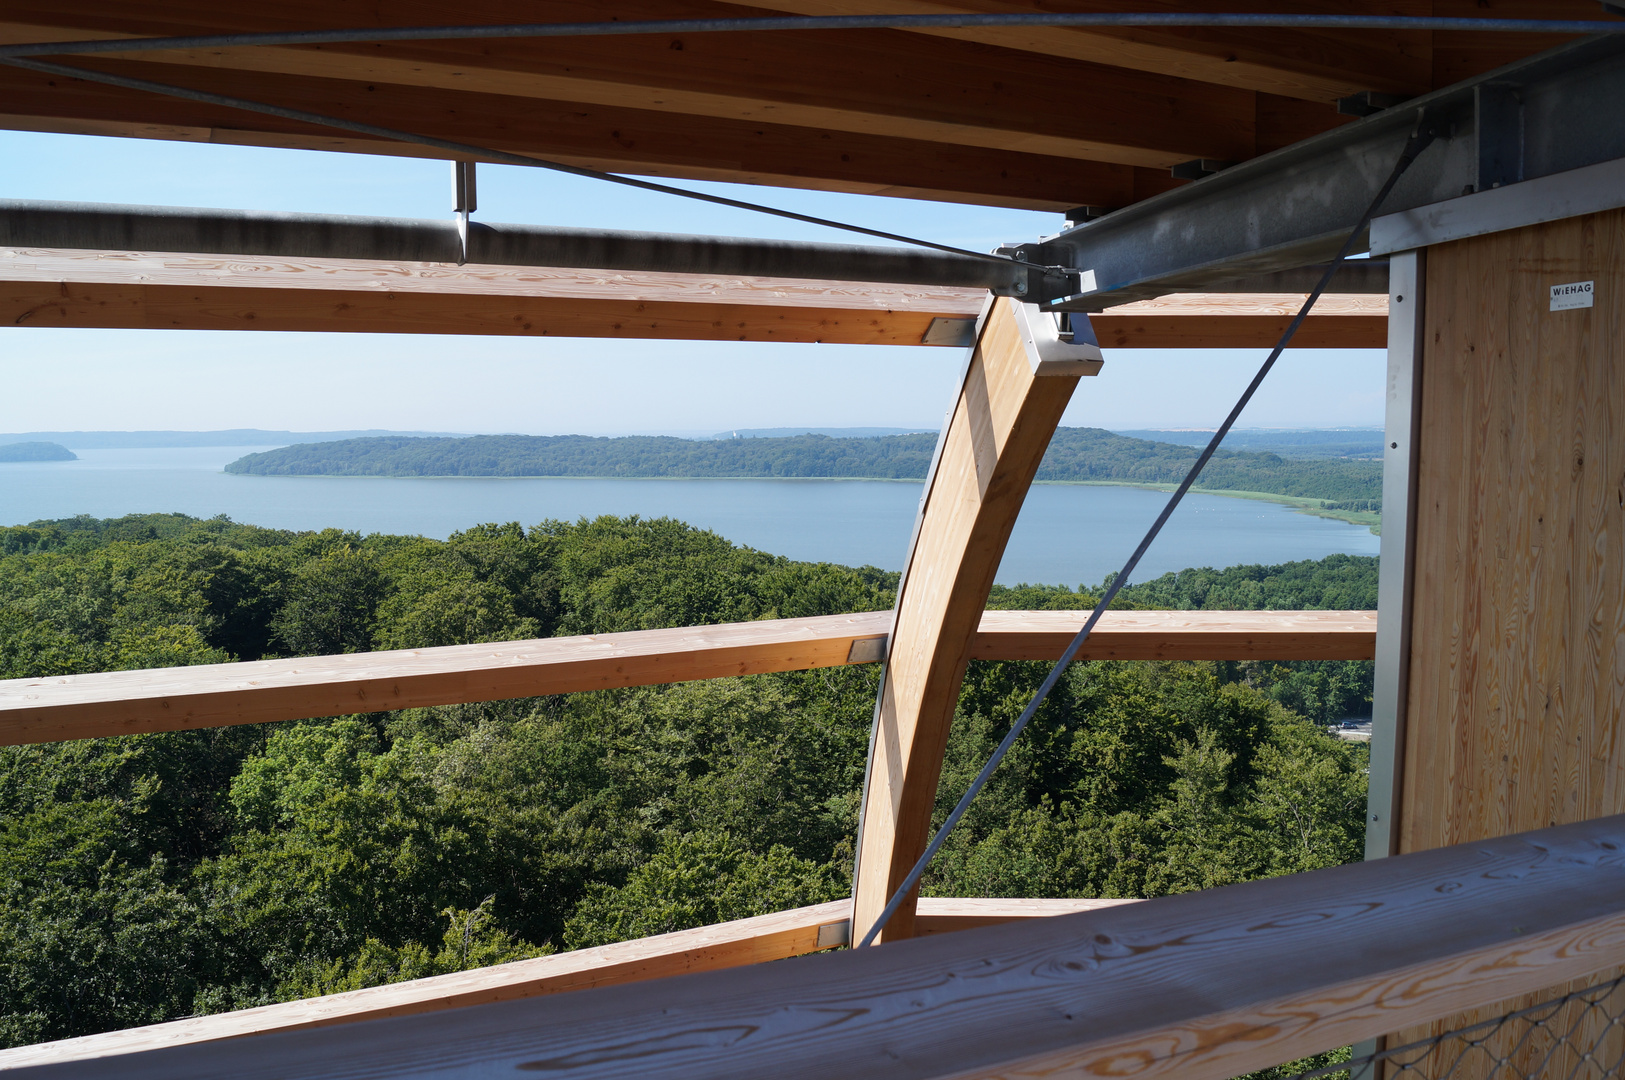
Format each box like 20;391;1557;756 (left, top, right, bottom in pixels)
0;447;1380;587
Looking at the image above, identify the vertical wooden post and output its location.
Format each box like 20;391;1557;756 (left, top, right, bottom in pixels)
851;297;1101;945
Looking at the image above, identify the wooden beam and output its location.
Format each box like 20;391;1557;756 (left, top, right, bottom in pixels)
0;896;1134;1070
0;609;1377;747
742;0;1436;102
0;8;1265;168
0;66;1168;213
851;297;1100;945
21;815;1625;1080
0;248;1389;346
969;609;1378;663
1092;292;1389;349
0;248;985;346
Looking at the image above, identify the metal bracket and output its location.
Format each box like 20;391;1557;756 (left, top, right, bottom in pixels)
1012;302;1103;376
452;160;477;265
845;636;888;664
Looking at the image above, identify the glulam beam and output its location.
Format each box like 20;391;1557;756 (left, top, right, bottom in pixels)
0;247;1390;345
850;297;1101;945
0;610;1377;747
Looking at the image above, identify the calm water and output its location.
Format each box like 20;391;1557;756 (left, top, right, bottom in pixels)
0;447;1379;586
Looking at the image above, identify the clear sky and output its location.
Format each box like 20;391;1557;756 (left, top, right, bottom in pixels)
0;130;1387;436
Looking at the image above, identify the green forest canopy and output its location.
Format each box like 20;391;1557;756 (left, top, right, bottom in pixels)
0;513;1374;1048
226;428;1382;505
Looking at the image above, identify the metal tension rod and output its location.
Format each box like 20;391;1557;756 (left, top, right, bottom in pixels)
0;13;1622;58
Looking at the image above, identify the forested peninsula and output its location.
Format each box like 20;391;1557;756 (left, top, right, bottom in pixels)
0;441;75;462
0;512;1373;1048
227;429;1382;522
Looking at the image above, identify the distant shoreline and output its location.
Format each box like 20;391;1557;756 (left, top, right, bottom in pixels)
218;467;1379;532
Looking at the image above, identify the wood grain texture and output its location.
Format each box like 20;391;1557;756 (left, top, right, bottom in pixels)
0;6;1266;169
0;66;1163;212
969;609;1377;662
0;610;1376;747
741;0;1433;101
14;816;1625;1080
852;297;1087;944
1093;292;1389;349
0;3;1593;210
0;249;1386;346
0;897;1137;1070
1394;203;1625;1078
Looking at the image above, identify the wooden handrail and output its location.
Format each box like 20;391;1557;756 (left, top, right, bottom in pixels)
0;610;1375;747
14;815;1625;1079
0;610;1375;746
0;897;1133;1070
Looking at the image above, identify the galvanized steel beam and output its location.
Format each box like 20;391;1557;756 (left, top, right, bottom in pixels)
0;200;1031;296
1012;36;1625;309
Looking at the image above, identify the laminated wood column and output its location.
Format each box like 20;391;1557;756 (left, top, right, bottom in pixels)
852;296;1102;945
1388;207;1625;1076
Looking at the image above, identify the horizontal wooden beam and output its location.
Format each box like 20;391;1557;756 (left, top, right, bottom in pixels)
0;247;983;346
24;815;1625;1080
0;897;1134;1070
1090;291;1389;350
968;609;1378;662
0;66;1168;212
0;11;1267;168
742;0;1434;102
0;248;1388;346
0;610;1377;747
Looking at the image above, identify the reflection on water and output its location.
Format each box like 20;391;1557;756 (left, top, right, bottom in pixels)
0;447;1380;586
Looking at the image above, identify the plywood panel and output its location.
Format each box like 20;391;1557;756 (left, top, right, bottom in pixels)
1401;207;1625;852
1395;206;1625;1074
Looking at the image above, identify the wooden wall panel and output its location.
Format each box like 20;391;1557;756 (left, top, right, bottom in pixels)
1394;207;1625;1074
1401;207;1625;853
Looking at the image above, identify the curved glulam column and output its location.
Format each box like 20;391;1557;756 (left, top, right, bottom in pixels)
852;296;1102;944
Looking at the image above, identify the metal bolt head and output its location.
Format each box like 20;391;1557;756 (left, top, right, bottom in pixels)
1014;280;1028;295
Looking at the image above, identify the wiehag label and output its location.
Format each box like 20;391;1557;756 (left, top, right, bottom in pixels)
1551;281;1595;311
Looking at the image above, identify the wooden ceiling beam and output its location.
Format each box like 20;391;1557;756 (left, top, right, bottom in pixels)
743;0;1436;102
0;63;1174;211
0;7;1269;169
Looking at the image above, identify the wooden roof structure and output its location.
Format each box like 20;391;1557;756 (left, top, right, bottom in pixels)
0;3;1604;211
4;5;1625;1078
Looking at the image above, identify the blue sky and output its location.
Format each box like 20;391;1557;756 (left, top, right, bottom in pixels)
0;130;1386;435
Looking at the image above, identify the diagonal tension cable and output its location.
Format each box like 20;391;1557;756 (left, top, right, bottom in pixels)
0;55;1065;278
856;115;1441;950
0;13;1622;58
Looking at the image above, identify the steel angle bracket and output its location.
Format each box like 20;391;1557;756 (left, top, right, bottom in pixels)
1013;302;1103;377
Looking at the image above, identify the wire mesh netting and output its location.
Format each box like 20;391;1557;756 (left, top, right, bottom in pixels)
1268;974;1625;1080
